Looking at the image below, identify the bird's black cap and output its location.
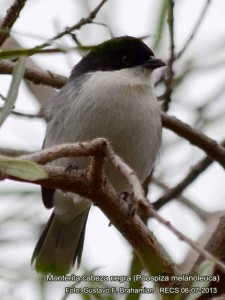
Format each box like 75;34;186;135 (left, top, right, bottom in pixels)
71;36;165;78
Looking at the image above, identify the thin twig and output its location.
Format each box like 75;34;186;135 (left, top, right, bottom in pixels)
0;34;57;109
154;156;214;209
149;208;225;274
127;187;225;275
176;0;212;59
164;0;175;111
189;215;225;295
162;113;225;168
10;110;41;119
152;177;208;221
0;0;27;46
34;0;108;50
155;137;225;209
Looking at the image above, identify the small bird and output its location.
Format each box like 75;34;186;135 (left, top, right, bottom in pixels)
32;36;165;275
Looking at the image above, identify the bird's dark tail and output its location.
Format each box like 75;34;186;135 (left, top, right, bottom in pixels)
31;209;89;275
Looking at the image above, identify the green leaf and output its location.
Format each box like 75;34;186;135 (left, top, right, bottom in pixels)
0;42;100;60
0;189;39;197
186;259;215;300
0;46;91;60
81;294;91;300
0;48;55;59
0;158;48;180
173;294;183;300
0;56;26;126
197;259;215;279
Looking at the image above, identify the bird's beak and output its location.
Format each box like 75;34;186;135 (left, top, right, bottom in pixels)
143;56;166;70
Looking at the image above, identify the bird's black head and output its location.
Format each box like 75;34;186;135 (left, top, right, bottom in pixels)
71;36;165;78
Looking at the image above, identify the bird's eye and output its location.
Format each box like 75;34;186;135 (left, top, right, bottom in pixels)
122;55;131;65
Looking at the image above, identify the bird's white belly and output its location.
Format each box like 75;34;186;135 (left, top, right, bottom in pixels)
46;68;162;193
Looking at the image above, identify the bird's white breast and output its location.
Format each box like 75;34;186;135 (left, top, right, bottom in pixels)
46;66;162;193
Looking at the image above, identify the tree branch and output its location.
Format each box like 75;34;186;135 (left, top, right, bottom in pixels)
162;113;225;167
10;110;41;119
2;138;179;283
154;154;216;209
149;209;225;274
0;0;27;46
34;0;108;50
0;60;67;89
190;215;225;298
176;0;212;59
152;177;209;221
3;138;225;278
164;0;175;111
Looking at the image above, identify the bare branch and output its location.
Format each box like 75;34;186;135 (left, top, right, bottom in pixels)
189;215;225;298
3;137;225;282
10;110;41;119
34;0;108;49
149;209;225;274
162;113;225;168
0;60;67;89
131;191;225;275
164;0;175;111
152;177;209;221
191;214;225;271
1;35;57;109
180;211;225;274
154;155;215;209
2;138;179;281
20;138;225;275
0;0;27;46
22;138;147;205
176;0;212;59
22;138;107;164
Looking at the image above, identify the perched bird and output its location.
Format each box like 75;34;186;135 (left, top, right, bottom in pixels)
32;36;165;275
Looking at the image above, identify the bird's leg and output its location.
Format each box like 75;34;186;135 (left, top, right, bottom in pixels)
120;192;136;216
62;162;79;196
64;162;79;173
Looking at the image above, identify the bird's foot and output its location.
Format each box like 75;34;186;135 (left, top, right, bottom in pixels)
64;162;78;173
119;192;136;217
